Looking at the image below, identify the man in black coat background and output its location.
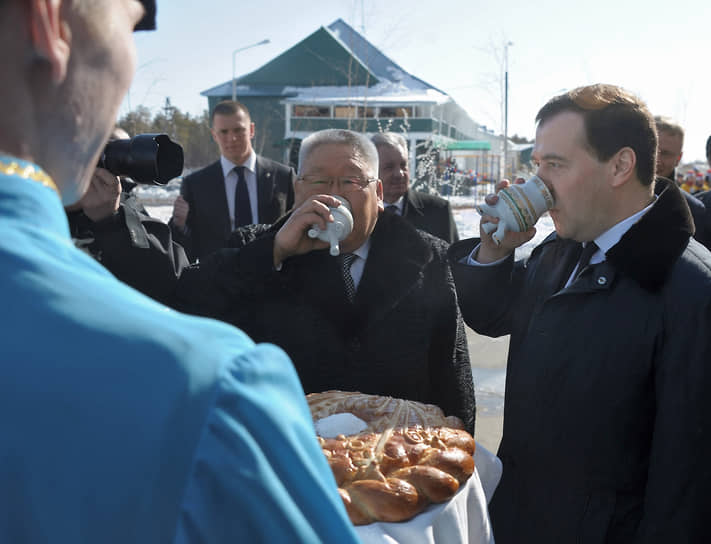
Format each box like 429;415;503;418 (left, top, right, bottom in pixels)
653;115;711;249
66;127;188;305
170;100;295;261
175;128;475;433
695;134;711;209
371;131;459;243
450;84;711;542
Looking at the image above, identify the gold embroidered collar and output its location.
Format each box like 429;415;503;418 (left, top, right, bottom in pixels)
0;157;58;194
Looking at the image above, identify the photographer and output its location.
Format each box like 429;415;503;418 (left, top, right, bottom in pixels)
66;127;189;304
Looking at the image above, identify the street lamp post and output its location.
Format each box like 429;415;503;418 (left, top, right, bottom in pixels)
232;39;270;101
503;41;513;179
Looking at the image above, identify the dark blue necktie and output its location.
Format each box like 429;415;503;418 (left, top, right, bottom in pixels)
234;166;252;228
574;242;599;280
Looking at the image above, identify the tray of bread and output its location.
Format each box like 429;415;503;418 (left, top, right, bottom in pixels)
307;390;476;526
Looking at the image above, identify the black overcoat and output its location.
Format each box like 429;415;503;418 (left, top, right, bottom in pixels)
68;182;188;305
449;180;711;542
401;189;459;243
177;211;475;433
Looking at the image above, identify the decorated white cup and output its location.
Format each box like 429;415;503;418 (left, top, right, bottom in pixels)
475;175;554;246
307;195;354;256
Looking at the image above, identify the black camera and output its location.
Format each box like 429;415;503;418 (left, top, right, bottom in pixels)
98;133;183;185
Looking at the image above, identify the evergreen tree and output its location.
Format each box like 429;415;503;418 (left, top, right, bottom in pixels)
117;101;217;172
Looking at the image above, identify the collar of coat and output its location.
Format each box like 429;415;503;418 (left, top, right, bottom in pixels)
543;177;693;293
403;189;425;217
260;210;437;319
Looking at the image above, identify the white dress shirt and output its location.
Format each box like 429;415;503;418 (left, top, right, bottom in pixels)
220;151;258;229
347;238;371;289
562;198;656;287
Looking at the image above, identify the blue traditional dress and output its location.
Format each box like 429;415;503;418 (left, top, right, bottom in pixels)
0;156;358;543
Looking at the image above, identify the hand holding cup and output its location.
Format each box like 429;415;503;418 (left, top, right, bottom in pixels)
476;176;554;262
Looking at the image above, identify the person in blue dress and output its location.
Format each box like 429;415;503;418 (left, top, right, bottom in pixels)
0;1;359;542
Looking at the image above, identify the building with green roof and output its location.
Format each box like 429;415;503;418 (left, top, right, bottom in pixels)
201;18;513;182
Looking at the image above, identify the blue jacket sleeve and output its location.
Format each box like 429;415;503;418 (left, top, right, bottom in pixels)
173;342;359;544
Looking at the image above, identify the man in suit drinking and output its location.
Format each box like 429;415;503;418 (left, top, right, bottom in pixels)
170;100;295;260
174;129;475;434
371;131;459;243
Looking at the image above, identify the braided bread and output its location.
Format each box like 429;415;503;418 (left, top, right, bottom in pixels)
310;392;476;525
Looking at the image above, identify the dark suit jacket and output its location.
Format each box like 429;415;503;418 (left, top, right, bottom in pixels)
401;189;459;243
449;180;711;542
68;181;189;305
655;176;711;250
174;211;475;433
696;189;711;212
171;155;295;260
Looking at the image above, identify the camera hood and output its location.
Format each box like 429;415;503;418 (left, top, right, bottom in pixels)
100;133;183;185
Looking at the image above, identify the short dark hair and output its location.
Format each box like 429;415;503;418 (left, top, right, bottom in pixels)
654;116;684;142
536;84;657;186
210;100;251;125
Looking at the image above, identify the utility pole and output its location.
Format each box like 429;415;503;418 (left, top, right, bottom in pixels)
232;39;270;101
503;41;513;180
361;0;366;34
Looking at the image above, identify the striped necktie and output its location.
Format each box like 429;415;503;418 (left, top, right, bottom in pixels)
341;253;357;302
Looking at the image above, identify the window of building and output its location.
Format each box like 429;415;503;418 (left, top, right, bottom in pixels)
378;106;413;118
360;106;376;118
334;106;358;118
413;105;429;118
292;105;331;117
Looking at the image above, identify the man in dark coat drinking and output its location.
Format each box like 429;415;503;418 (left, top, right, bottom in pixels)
449;84;711;542
176;128;475;433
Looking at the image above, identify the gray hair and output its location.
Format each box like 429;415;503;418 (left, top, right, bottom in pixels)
371;131;408;153
298;129;379;177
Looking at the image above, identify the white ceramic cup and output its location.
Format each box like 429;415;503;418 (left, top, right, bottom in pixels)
307;195;354;256
475;175;554;245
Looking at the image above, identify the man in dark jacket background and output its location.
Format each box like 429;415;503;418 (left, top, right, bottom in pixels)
176;128;475;433
449;84;711;542
66;128;188;304
653;115;711;249
371;131;459;243
170;100;295;261
695;134;711;208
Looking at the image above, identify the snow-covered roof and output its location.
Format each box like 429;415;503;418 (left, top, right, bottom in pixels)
201;18;450;106
280;84;449;105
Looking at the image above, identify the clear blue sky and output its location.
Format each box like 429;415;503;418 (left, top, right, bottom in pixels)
125;0;711;162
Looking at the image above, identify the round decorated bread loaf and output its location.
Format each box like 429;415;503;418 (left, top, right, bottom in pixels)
308;391;476;525
307;390;465;432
